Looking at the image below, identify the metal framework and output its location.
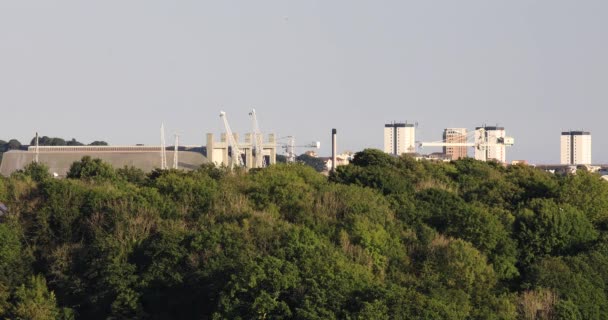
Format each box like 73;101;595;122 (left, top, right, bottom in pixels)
278;136;320;163
173;133;179;169
418;127;514;162
249;109;266;168
220;111;244;167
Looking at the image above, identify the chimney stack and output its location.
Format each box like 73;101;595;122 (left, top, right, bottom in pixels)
332;129;337;172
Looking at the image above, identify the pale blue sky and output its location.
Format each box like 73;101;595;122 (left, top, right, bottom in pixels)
1;1;607;163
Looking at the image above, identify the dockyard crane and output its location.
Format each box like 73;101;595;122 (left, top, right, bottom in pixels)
278;136;320;163
173;133;180;169
249;109;266;168
418;127;514;162
220;111;244;168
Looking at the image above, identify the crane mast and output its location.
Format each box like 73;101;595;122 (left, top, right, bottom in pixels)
249;109;266;168
173;133;179;169
286;136;296;163
278;136;320;163
418;127;514;163
220;111;244;168
160;123;167;170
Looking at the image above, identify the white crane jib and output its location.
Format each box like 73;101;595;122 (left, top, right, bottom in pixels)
278;136;320;163
418;127;514;163
220;111;244;167
249;109;265;168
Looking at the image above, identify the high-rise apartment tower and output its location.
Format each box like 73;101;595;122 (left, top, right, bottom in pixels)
474;126;506;163
560;131;591;165
384;122;416;155
443;128;468;160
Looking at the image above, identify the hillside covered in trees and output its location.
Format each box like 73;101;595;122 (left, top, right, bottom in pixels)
1;149;608;319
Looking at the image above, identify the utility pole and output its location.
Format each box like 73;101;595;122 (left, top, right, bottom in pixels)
160;123;167;169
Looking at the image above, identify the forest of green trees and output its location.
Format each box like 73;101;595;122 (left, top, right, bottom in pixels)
1;149;608;319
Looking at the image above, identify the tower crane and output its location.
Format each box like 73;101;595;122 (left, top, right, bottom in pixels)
249;109;266;168
278;136;320;163
220;111;244;168
173;133;180;169
418;126;514;163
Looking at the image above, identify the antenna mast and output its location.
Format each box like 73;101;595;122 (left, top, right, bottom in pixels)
160;123;167;169
220;111;244;168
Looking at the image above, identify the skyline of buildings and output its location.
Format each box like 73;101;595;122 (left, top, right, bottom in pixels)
560;131;592;165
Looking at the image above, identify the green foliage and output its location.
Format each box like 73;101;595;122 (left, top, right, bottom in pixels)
6;139;22;151
19;162;52;182
558;171;608;228
351;149;396;167
296;153;326;172
67;156;117;181
31;136;67;146
10;275;60;320
0;154;607;318
88;141;109;146
0;223;26;284
116;166;148;185
516;199;598;265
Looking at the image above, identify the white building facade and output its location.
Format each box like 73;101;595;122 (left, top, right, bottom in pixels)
474;126;506;163
384;122;416;155
560;131;591;165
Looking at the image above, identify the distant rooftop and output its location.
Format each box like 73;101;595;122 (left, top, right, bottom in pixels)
385;122;415;128
561;131;591;135
475;126;504;130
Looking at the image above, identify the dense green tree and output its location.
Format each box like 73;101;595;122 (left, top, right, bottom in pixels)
351;149;396;167
296;153;326;172
558;170;608;229
19;162;52;182
88;141;109;146
7;139;22;150
516;199;598;266
1;152;608;318
67;156;117;181
10;275;60;320
31;136;67;146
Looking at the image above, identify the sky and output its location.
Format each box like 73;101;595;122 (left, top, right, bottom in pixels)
1;1;607;164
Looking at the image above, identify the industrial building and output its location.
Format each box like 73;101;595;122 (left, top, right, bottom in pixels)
206;132;276;168
560;131;592;165
0;145;209;177
0;132;278;177
443;128;468;160
384;122;416;156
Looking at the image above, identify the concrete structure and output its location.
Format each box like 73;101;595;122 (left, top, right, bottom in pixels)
206;133;276;168
443;128;468;160
0;145;209;177
331;129;337;172
561;131;592;165
474;126;507;163
384;122;415;155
